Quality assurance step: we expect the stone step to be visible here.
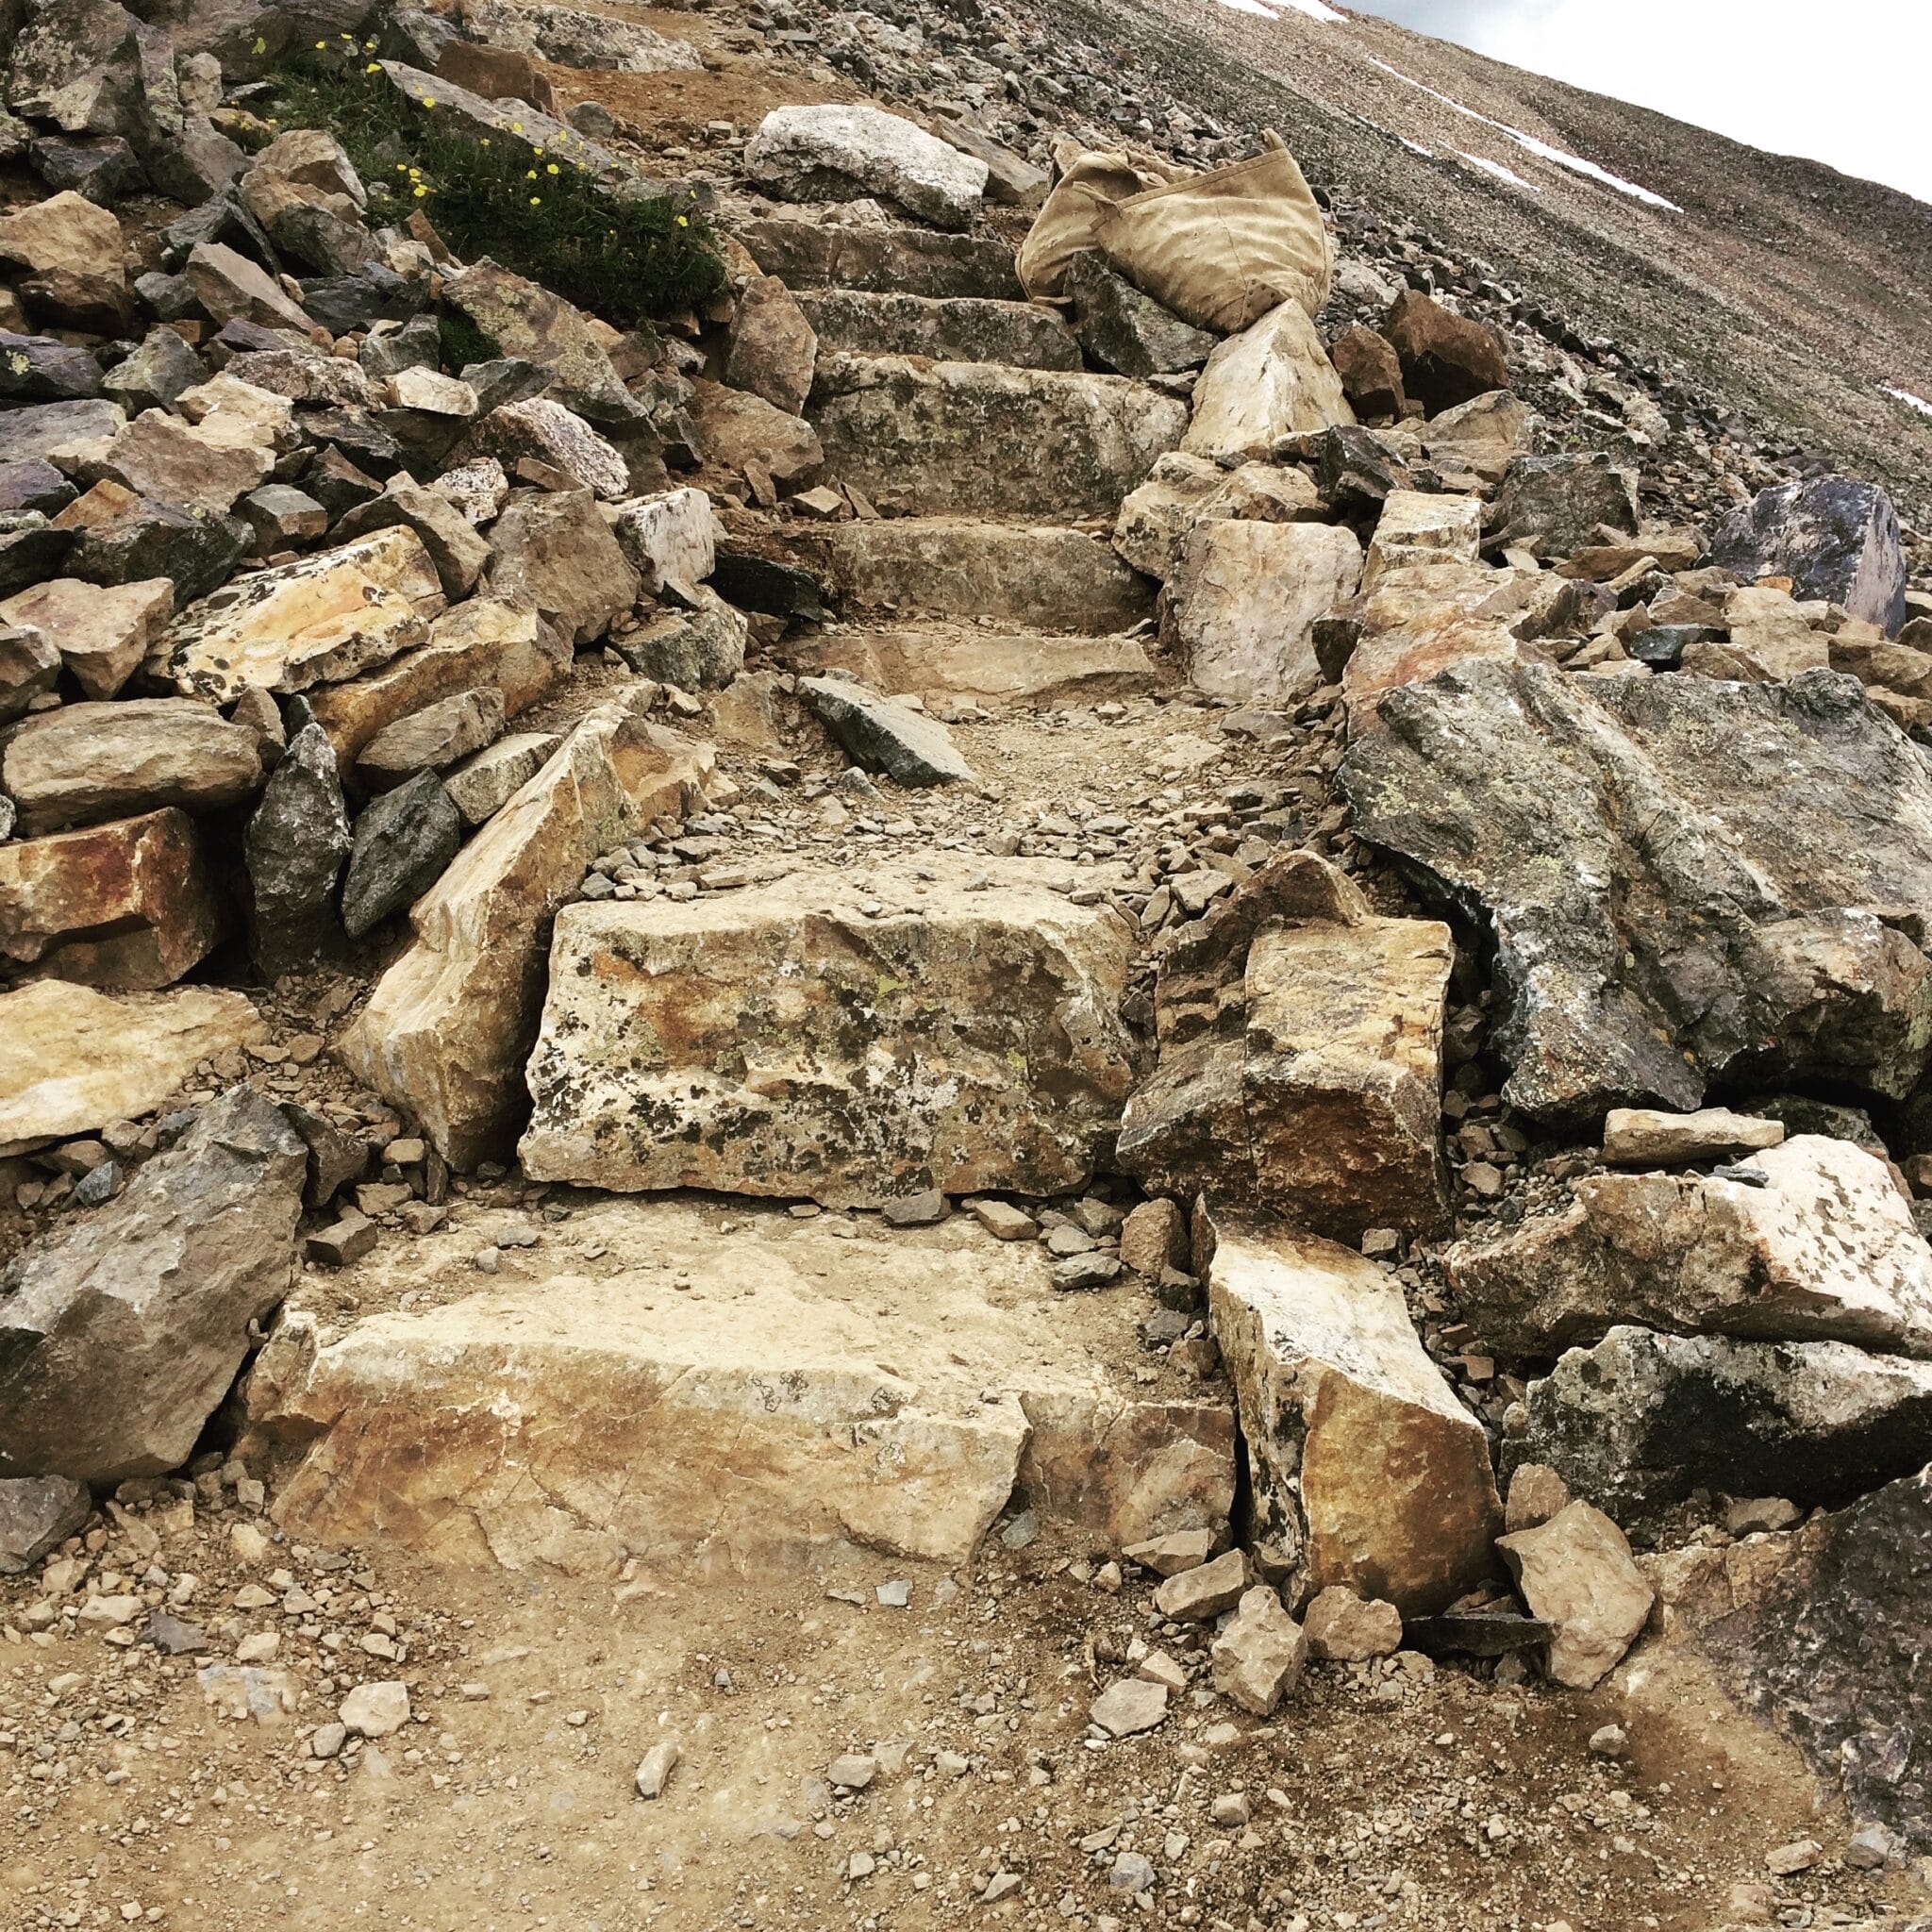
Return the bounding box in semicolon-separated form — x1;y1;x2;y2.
797;289;1081;370
245;1195;1236;1574
735;218;1024;300
808;356;1188;520
801;517;1154;634
791;622;1160;704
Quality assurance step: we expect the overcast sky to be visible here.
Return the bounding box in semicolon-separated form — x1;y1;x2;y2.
1341;0;1932;207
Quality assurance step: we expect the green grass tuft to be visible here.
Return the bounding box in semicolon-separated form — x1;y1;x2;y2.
267;51;725;333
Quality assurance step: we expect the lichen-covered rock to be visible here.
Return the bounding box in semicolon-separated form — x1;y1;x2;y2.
441;258;641;425
147;527;445;702
1508;1324;1932;1520
1450;1134;1932;1359
0;808;222;991
798;289;1081;371
243;723;352;978
1485;453;1639;557
1340;663;1932;1123
520;858;1136;1208
0;1086;307;1485
809;356;1187;520
746;105;988;230
1711;475;1907;636
340;771;462;939
1207;1221;1502;1614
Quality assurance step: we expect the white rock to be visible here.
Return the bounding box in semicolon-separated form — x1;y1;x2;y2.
1182;300;1353;463
612;486;717;592
746;105;988;230
339;1680;410;1738
1363;491;1482;586
634;1739;680;1798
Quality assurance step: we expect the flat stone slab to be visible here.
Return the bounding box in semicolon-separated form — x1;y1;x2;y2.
804;518;1153;634
0;980;265;1156
519;858;1136;1208
793;625;1157;703
735;221;1024;300
246;1196;1235;1574
796;291;1081;370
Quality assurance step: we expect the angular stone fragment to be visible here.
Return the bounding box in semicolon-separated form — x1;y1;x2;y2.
1090;1677;1167;1737
1497;1500;1653;1690
4;698;262;834
0;1087;307;1484
243;724;352;977
1113;453;1326;583
615;590;746;691
0;331;101;403
1509;1325;1932;1520
1363;491;1481;586
442;258;639;425
738;220;1022;300
1208;1223;1502;1613
0;808;221;991
1328;325;1405;419
340;772;461;939
250;1194;1231;1567
1209;1586;1307;1715
810;356;1186;520
340;1680;409;1738
50;478;249;604
305;595;572;768
1152;1547;1249;1621
520;858;1135;1207
746;105;987;230
808;518;1151;633
343;706;713;1168
0;192;128;333
1303;1585;1403;1660
185;241;312;335
1339;662;1932;1122
1063;252;1216;377
0;620;60;723
797;289;1078;370
1183;300;1353;463
1601;1107;1787;1167
1382;291;1507;413
0;575;171;699
1711;475;1907;636
610;487;715;594
1453;1134;1932;1358
1486;453;1639;556
1167;519;1361;704
724;275;817;418
241;483;328;552
798;676;976;787
72;408;272;515
331;478;491;599
0;1474;92;1574
442;732;563;825
0;982;265;1157
356;689;506;790
149;527;444;703
484;488;641;644
464;395;630;502
462;0;702;72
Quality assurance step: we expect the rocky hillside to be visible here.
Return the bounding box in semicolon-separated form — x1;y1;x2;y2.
3;0;1932;1926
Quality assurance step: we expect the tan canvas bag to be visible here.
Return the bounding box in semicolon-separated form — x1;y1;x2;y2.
1016;149;1191;302
1092;131;1333;333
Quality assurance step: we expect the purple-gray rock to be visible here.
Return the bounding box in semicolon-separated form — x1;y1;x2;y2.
340;769;461;938
0;1086;308;1485
103;325;206;415
1710;475;1908;636
63;494;249;603
243;722;352;975
0;516;75;597
1484;453;1639;557
0;1473;91;1573
1340;662;1932;1124
0;331;103;402
0;458;76;516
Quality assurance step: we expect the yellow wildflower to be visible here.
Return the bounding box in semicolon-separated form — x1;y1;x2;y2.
414;185;427;197
545;163;558;175
529;195;541;207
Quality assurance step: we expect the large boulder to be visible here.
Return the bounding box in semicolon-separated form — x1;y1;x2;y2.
441;258;640;425
519;858;1136;1208
1182;301;1353;464
808;357;1188;520
1711;475;1908;636
1507;1324;1932;1521
2;697;262;834
147;527;445;703
341;704;714;1169
246;1196;1234;1572
745;105;988;230
1382;291;1507;414
738;220;1023;300
0;808;222;991
0;982;264;1158
0;191;128;333
1339;663;1932;1123
1450;1134;1932;1359
1207;1222;1502;1614
483;488;641;645
0;1087;307;1485
1166;518;1361;704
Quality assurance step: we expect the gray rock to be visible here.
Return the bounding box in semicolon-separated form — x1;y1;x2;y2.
0;1086;307;1485
1339;663;1932;1124
612;591;746;691
799;677;976;787
1063;252;1217;378
0;516;75;597
1710;475;1908;636
738;221;1024;301
0;399;123;467
243;723;352;977
144;1610;208;1655
796;289;1081;372
241;483;329;552
442;731;561;826
1485;454;1639;557
356;688;507;789
340;770;462;938
1508;1325;1932;1522
1090;1677;1167;1739
745;105;988;231
0;458;75;516
442;258;641;427
58;492;249;604
0;1474;91;1573
0;332;103;402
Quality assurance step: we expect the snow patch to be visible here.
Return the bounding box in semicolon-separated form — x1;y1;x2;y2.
1457;151;1535;191
1365;55;1680;211
1887;387;1932;417
1217;0;1345;19
1216;0;1275;15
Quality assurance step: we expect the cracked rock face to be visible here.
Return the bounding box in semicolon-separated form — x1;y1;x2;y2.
1710;475;1908;636
519;859;1137;1208
1449;1133;1932;1359
1340;661;1932;1124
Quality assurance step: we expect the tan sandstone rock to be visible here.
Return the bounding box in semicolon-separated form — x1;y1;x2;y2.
1208;1222;1503;1614
1302;1584;1403;1660
0;576;173;700
1498;1499;1654;1690
1601;1107;1786;1167
518;858;1136;1208
147;527;445;703
1182;300;1353;464
342;702;714;1170
0;981;264;1156
1210;1585;1308;1714
1362;491;1482;586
